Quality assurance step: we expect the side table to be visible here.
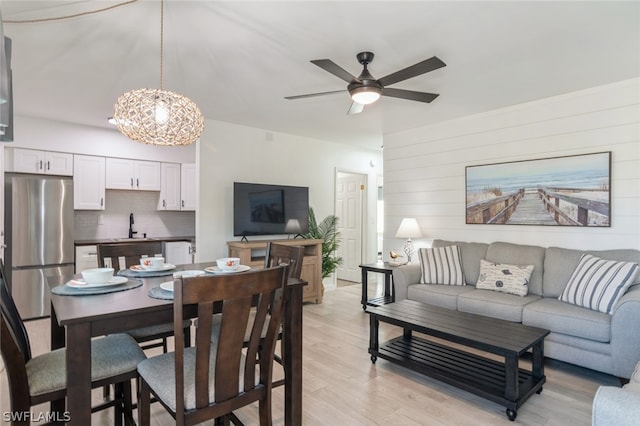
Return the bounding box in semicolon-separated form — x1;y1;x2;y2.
359;262;397;310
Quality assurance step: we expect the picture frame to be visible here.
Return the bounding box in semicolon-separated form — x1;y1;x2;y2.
465;152;611;227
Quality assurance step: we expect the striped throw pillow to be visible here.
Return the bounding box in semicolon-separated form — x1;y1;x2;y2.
418;245;465;286
559;254;639;314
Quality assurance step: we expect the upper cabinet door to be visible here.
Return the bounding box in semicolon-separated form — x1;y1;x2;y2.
135;160;161;191
45;151;74;176
180;163;197;211
158;162;181;210
10;148;73;176
105;158;135;189
73;155;105;210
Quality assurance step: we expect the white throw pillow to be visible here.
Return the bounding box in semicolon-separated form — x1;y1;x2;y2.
418;245;465;286
559;254;639;314
476;259;534;297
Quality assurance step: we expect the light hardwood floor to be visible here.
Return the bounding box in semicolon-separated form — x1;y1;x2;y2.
1;281;619;425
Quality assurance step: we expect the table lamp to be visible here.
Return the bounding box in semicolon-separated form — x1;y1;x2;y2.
395;218;422;263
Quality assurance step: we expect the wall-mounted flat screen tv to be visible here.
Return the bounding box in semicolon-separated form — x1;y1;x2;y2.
233;182;309;238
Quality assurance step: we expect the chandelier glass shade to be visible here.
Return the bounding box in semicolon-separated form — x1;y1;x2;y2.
113;88;204;146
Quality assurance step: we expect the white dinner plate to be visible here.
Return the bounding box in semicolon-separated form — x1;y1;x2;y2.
204;265;251;274
130;263;176;272
67;276;128;288
159;281;174;292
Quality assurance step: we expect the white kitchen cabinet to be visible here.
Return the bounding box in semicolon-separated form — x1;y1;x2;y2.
105;158;160;191
75;245;98;273
164;241;194;265
8;148;73;176
158;163;181;210
180;163;197;211
157;162;196;211
73;155;106;210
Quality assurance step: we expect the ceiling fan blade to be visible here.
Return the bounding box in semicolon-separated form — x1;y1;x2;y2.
284;90;346;100
311;59;359;83
378;56;446;87
382;88;439;103
347;102;364;115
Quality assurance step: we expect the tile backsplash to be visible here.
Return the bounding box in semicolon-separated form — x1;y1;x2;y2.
74;190;195;240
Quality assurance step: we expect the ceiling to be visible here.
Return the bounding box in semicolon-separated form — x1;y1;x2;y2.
2;1;639;151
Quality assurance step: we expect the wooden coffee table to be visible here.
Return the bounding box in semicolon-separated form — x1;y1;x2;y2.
367;300;549;421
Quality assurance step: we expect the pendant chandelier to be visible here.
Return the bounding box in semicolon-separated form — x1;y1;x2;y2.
113;0;204;146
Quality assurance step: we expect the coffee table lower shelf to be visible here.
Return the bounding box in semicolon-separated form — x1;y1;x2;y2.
370;336;545;420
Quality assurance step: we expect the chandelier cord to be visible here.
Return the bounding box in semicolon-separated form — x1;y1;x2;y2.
160;0;164;91
2;0;139;24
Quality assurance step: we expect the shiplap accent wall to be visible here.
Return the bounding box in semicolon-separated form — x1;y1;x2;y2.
383;78;639;257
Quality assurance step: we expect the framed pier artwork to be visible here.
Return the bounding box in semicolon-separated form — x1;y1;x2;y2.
465;152;611;227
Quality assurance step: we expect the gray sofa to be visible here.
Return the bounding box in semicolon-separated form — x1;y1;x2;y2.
392;240;640;379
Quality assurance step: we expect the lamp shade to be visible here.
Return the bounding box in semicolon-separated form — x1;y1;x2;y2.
395;218;422;239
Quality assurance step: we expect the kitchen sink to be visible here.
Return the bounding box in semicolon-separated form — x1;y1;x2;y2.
110;238;157;242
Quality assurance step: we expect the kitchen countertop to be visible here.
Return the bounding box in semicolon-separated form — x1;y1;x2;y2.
75;236;195;246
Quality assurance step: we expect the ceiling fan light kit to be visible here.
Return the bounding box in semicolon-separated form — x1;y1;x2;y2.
286;51;446;114
112;0;204;146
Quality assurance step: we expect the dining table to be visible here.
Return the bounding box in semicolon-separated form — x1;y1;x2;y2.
47;261;305;425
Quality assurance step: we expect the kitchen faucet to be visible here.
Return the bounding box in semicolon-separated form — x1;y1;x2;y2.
128;213;137;238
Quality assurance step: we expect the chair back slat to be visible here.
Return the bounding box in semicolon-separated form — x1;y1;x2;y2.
96;241;164;270
172;266;287;418
264;242;304;279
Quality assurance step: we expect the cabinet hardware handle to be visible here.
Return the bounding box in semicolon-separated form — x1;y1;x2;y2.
47;161;50;170
100;197;104;207
39;160;43;170
181;200;185;208
130;178;134;188
163;199;166;208
136;178;139;188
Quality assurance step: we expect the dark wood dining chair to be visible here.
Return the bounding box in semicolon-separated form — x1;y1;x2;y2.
96;241;191;352
0;260;144;426
207;242;304;388
137;266;288;426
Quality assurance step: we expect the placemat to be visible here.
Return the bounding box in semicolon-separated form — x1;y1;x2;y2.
52;279;142;296
148;285;173;300
117;269;175;278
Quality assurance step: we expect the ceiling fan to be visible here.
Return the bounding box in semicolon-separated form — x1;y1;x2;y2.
285;51;446;114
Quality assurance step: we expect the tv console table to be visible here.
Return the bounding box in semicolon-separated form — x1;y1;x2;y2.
367;300;549;421
227;238;324;303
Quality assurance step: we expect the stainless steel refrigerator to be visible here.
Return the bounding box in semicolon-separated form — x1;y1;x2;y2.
4;173;74;319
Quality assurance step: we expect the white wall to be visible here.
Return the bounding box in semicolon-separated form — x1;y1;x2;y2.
7;115;195;163
196;120;383;263
383;78;640;256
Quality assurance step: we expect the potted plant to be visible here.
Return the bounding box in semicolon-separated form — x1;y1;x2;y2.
303;207;343;278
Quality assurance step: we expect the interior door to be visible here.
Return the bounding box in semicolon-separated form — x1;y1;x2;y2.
335;172;365;282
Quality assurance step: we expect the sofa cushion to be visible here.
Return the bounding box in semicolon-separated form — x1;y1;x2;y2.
433;239;488;284
418;245;465;285
406;284;473;310
523;298;611;343
485;242;545;296
544;247;640;297
457;290;540;322
476;259;534;297
559;254;638;314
